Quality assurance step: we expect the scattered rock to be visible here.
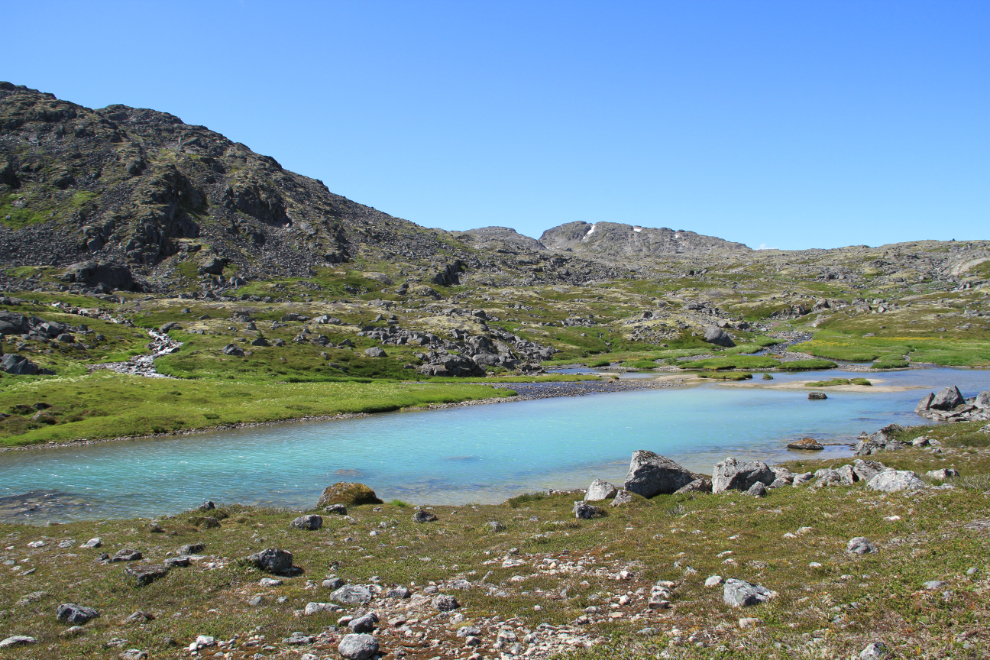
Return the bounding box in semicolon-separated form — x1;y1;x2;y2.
119;649;148;660
623;450;696;497
926;468;960;480
290;515;323;531
673;478;713;494
746;482;767;497
325;503;348;515
847;537;877;555
348;612;378;633
413;510;438;523
573;502;606;519
705;575;724;587
723;579;774;608
859;641;889;659
247;548;297;575
584;479;618;501
179;543;205;554
0;636;37;649
385;586;411;599
123;611;155;624
108;548;142;563
364;347;387;358
124;564;170;586
80;537;102;549
338;633;380;660
221;343;245;357
433;594;460;611
330;585;373;606
56;603;100;625
610;490;634;506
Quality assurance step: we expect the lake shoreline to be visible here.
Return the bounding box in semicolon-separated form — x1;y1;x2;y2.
0;376;694;454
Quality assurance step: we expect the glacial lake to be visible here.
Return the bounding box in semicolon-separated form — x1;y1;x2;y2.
1;368;987;522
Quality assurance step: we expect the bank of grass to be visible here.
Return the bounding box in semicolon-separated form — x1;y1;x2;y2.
806;332;990;368
696;371;753;381
0;371;512;447
805;377;873;387
680;355;781;370
2;426;989;659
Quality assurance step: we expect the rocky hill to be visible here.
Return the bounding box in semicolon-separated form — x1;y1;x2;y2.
540;221;752;259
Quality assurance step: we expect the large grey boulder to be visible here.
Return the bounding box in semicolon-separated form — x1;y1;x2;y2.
2;354;43;375
703;326;735;348
915;392;934;414
62;261;137;291
866;470;927;492
975;391;990;409
931;386;964;410
854;424;905;455
364;347;387;358
56;603;100;625
623;451;696;498
723;579;774;607
338;633;380;660
0;312;27;335
584;479;618;501
712;457;775;494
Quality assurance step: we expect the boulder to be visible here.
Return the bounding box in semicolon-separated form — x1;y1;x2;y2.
2;354;44;375
348;613;378;633
859;642;890;659
250;337;270;347
62;261;137;291
915;392;935;414
330;585;373;606
325;503;347;515
433;594;460;611
317;482;383;507
786;438;823;451
198;256;228;276
338;634;379;660
746;482;767;497
222;344;245;356
623;451;696;498
0;312;27;335
247;548;296;575
866;470;927;492
836;464;857;485
847;537;877;555
704;326;735;348
723;579;774;608
56;603;100;625
813;468;843;488
364;347;387;358
290;515;323;531
975;391;990;409
808;391;827;400
931;386;965;410
584;479;618;501
712;457;775;494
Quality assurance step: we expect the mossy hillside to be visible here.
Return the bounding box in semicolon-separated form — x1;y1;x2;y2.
1;434;989;658
0;371;510;447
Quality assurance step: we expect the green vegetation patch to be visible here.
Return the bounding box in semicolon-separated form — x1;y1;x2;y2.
804;377;872;387
680;355;781;371
696;372;753;381
777;358;838;371
0;372;509;447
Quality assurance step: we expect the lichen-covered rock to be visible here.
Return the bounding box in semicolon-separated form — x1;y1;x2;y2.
847;537;877;555
573;502;606;519
704;326;735;347
931;386;965;410
290;515;323;531
56;603;100;625
723;579;774;607
316;482;383;508
247;548;295;575
338;634;379;660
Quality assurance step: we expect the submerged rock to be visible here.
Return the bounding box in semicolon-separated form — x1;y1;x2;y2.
787;437;823;451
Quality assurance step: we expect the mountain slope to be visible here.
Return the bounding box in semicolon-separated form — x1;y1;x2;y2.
539;221;751;258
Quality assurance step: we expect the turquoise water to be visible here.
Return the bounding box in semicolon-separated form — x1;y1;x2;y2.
0;368;987;521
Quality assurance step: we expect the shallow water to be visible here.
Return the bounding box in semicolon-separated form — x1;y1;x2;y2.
0;368;987;522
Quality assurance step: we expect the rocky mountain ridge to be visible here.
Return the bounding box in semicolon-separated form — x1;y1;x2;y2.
2;82;989;297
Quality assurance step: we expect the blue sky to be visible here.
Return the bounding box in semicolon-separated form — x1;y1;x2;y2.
3;1;987;250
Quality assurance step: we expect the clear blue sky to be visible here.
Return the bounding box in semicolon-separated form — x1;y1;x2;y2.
3;1;987;250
